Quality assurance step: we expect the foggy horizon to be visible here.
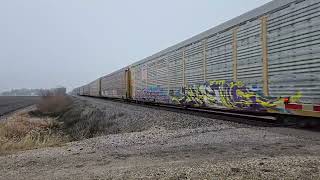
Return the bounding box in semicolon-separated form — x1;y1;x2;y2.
0;0;272;93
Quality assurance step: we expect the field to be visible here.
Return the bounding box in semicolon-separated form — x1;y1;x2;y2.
0;96;319;179
0;96;40;117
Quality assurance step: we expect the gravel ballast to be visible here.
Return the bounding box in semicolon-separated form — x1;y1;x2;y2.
0;96;319;180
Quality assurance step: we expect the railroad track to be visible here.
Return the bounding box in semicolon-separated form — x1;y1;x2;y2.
78;96;291;128
73;0;320;131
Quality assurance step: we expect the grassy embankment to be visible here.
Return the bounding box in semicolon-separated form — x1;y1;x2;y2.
0;95;122;155
0;96;71;155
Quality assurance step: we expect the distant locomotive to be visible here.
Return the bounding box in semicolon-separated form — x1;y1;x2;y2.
73;0;320;119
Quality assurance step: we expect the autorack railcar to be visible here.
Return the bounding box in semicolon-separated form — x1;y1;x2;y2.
75;0;320;119
89;79;101;97
82;85;90;96
100;67;130;99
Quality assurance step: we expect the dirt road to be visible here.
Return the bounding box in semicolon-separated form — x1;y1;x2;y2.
0;97;319;179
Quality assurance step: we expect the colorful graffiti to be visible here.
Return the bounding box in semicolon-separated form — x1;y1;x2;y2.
136;85;170;103
134;80;303;113
171;80;302;113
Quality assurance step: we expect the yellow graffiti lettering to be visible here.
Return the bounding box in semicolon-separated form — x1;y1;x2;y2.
290;91;302;103
256;99;274;108
230;81;244;88
236;90;255;99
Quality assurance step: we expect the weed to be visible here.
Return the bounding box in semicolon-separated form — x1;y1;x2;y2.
58;104;122;141
0;114;68;155
36;95;72;117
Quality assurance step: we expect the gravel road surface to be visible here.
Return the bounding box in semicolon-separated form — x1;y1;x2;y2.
0;96;319;179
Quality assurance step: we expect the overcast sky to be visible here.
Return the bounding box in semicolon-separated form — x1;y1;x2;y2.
0;0;272;92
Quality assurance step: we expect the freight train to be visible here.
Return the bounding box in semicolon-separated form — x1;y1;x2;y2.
73;0;320;121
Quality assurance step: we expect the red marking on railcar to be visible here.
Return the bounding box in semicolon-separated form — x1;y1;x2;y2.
283;97;290;104
285;104;303;110
314;105;320;112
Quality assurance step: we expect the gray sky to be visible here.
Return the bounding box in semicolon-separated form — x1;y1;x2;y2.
0;0;272;92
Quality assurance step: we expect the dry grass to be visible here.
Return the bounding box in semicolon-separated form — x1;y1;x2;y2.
58;104;122;140
0;95;74;155
0;95;122;155
0;103;70;155
36;95;72;116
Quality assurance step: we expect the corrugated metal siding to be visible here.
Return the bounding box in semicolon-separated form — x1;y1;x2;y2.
131;0;300;68
101;70;126;98
155;57;169;102
132;64;147;99
130;0;320;105
267;0;320;104
185;41;205;85
83;85;90;96
205;30;233;81
79;87;84;96
237;19;263;88
147;60;157;88
130;68;136;99
131;56;170;102
89;79;100;97
168;50;184;95
131;66;139;99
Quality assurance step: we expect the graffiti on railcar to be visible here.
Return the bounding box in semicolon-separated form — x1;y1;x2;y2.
171;80;302;113
135;85;170;103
